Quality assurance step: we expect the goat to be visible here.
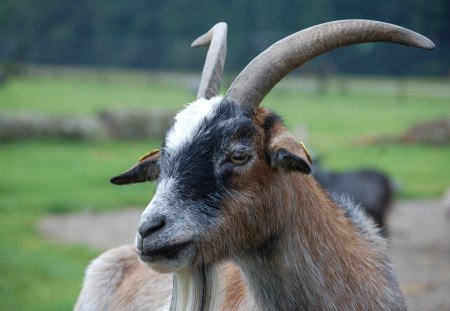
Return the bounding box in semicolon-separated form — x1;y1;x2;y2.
77;20;434;310
312;158;395;236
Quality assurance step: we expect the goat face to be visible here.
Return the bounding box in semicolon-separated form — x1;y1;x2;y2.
130;97;311;272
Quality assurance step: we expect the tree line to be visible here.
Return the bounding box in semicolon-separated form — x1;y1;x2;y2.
0;0;448;75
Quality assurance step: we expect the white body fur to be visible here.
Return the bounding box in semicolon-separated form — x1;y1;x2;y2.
74;245;172;311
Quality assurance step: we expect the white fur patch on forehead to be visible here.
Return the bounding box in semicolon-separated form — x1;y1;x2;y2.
165;96;223;152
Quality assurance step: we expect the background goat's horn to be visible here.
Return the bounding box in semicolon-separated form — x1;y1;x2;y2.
192;22;228;99
225;19;434;109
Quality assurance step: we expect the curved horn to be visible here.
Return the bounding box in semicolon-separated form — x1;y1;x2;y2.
192;22;228;99
225;19;434;108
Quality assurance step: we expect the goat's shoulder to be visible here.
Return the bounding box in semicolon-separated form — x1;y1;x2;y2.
332;195;407;309
332;194;385;246
75;244;172;311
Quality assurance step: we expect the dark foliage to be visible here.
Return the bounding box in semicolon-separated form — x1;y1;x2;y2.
0;0;447;75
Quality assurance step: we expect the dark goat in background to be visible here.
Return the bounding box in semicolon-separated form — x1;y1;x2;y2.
312;158;395;236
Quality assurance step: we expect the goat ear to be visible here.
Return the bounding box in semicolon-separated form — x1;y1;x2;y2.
110;149;161;185
267;130;312;174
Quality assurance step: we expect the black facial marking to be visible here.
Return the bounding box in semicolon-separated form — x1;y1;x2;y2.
159;100;257;215
263;113;283;132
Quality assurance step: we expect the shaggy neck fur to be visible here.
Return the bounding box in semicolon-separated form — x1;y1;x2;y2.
235;174;406;311
170;265;222;311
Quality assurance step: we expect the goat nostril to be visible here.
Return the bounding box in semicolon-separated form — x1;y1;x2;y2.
138;216;166;239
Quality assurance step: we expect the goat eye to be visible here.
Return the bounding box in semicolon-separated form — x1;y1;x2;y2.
229;152;250;165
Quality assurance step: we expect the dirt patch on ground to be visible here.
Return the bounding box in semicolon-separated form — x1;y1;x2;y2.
39;197;450;311
387;197;450;311
39;208;141;251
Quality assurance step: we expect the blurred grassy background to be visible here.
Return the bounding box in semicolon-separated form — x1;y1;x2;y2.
0;71;449;309
1;0;449;309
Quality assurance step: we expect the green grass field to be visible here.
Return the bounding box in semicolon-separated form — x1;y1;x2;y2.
0;72;449;309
